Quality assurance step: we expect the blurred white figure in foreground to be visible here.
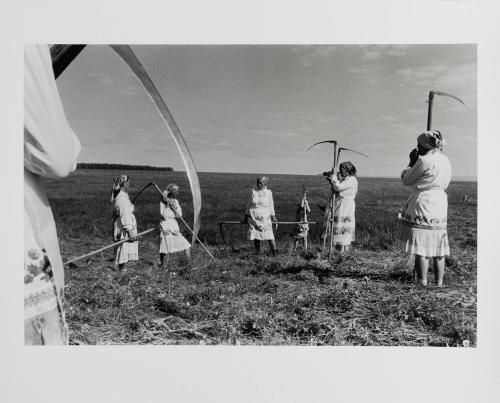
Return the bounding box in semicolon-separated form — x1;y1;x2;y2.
24;45;81;344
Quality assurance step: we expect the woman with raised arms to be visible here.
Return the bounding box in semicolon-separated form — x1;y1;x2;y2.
110;174;139;271
398;130;452;287
327;161;358;254
159;183;192;269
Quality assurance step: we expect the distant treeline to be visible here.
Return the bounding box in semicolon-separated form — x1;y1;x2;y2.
77;163;173;171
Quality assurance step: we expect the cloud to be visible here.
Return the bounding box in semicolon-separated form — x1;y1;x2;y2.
347;63;381;85
395;60;477;107
360;47;383;61
385;45;411;57
434;61;477;99
359;45;411;61
396;63;449;81
292;45;338;67
348;64;380;75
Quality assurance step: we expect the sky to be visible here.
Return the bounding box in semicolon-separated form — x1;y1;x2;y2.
56;44;477;178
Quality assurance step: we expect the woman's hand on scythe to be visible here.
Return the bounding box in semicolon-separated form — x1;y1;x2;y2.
409;148;419;167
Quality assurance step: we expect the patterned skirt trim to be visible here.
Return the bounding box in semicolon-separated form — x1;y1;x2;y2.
25;247;68;345
397;222;450;257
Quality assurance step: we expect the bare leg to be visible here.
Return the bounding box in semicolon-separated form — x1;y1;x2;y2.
160;253;166;267
254;239;260;254
292;239;299;253
414;254;429;286
433;256;445;287
269;240;277;255
184;248;192;268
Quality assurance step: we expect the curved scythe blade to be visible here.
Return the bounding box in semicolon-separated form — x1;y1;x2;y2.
338;147;369;159
432;90;468;109
132;182;154;204
110;45;201;246
306;140;337;151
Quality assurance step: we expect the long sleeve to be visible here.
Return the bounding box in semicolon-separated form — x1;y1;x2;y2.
116;194;135;230
332;178;351;192
161;200;182;219
24;45;81;178
268;190;275;216
245;190;253;216
401;158;426;187
171;200;183;217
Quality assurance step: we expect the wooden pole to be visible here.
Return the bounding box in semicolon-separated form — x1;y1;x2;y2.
427;91;434;130
63;227;158;266
328;143;338;259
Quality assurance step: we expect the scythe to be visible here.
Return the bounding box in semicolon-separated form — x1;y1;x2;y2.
307;140;368;258
426;90;467;130
51;44;203;249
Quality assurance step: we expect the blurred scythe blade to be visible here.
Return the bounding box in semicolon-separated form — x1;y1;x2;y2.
110;45;201;246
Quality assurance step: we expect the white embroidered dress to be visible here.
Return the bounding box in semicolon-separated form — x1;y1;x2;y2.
247;188;275;241
398;151;452;257
331;176;358;246
24;45;81;344
112;191;139;265
159;200;191;253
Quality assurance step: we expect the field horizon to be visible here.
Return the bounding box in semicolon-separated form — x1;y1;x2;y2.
75;163;478;182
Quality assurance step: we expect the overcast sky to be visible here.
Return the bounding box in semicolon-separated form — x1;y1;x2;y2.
56;44;476;178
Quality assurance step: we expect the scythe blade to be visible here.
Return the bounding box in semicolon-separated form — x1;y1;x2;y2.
432;90;468;109
306;139;337;151
132;181;154;204
110;45;202;247
338;147;369;159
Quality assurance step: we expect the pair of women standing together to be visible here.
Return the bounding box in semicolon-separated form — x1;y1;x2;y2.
244;167;359;255
327;131;452;287
110;177;191;270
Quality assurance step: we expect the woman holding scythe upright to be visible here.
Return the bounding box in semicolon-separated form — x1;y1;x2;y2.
398;130;451;287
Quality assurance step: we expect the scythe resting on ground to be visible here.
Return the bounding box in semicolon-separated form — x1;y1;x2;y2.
51;44;205;262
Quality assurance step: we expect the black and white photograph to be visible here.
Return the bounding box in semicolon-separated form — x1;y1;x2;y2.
4;1;500;402
25;43;477;346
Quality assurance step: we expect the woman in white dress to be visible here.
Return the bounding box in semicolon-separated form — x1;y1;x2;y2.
24;44;81;344
159;184;191;268
327;162;358;253
243;176;278;255
398;130;452;287
110;175;139;270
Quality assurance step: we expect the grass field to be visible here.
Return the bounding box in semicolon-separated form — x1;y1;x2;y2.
44;169;477;346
